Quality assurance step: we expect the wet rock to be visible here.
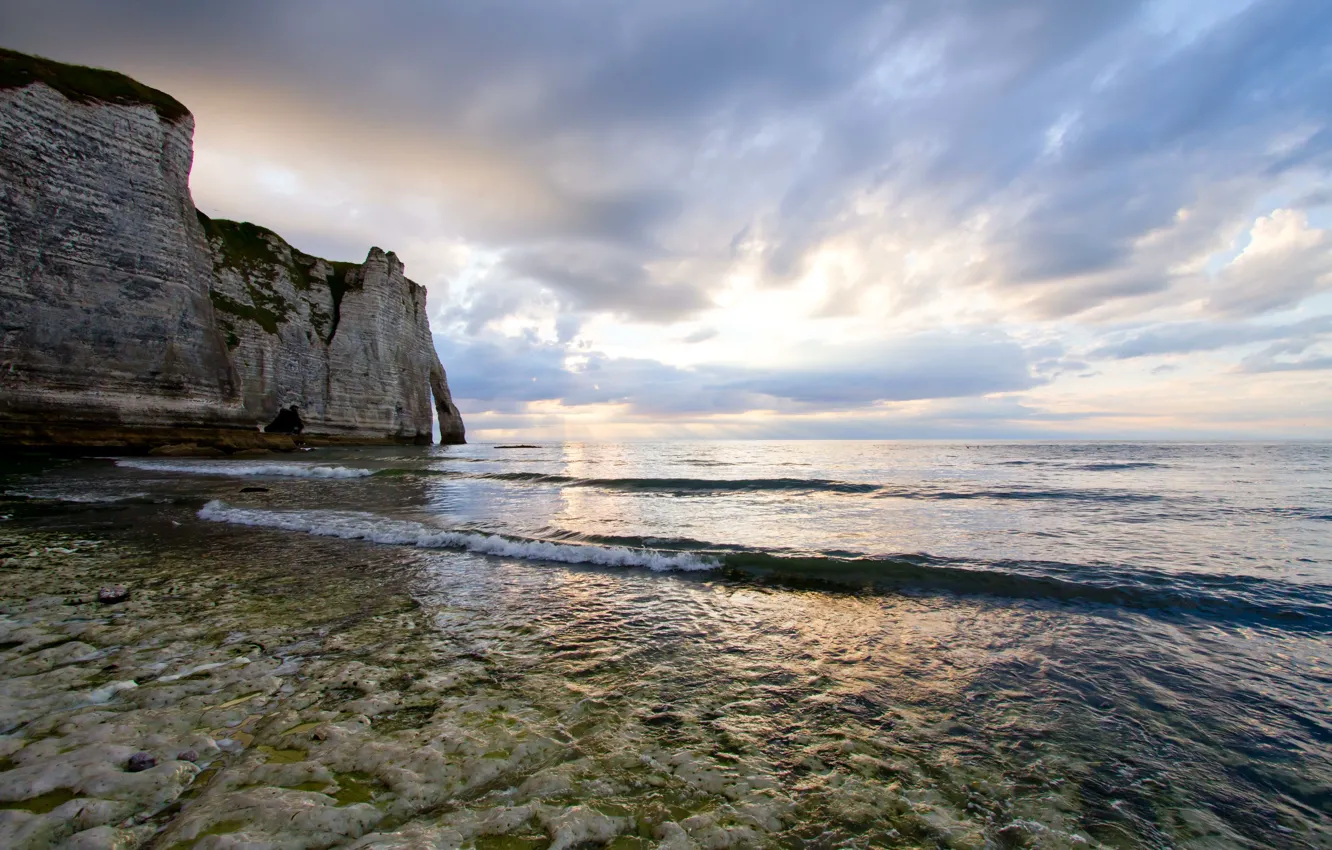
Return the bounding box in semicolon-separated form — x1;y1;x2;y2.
644;712;683;727
655;821;698;850
540;805;628;850
97;587;129;605
125;752;156;773
176;750;198;764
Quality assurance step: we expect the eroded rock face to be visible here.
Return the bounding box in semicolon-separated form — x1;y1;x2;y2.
200;219;466;445
0;81;242;438
0;49;465;448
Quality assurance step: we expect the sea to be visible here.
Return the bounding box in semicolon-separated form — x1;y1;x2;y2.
2;440;1330;848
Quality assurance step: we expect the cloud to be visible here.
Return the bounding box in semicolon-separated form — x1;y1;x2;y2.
1089;315;1332;359
718;334;1038;405
1240;354;1332;373
7;0;1331;328
1207;209;1332;315
439;330;1038;416
1238;338;1332;373
499;243;711;322
4;1;1332;435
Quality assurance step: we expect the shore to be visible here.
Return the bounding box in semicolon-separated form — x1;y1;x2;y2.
1;466;1326;849
0;511;811;850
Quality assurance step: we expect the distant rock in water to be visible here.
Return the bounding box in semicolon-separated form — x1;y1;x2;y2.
0;47;465;450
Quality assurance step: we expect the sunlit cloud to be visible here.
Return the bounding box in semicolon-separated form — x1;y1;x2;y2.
5;0;1329;438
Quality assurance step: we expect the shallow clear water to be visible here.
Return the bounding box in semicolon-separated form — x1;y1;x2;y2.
2;441;1331;848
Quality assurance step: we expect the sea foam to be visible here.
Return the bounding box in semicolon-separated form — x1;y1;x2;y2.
197;501;718;572
3;490;151;503
117;459;373;479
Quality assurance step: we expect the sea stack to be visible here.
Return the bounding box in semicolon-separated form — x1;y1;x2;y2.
0;47;466;450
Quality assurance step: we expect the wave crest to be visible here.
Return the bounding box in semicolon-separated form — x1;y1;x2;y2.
197;501;717;571
195;503;1332;628
117;460;373;479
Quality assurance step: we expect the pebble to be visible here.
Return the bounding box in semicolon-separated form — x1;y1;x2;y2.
127;752;156;772
177;749;199;763
98;585;130;604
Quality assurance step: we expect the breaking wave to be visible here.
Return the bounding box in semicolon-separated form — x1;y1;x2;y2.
197;501;716;571
117;460;374;479
2;490;151;504
196;502;1332;628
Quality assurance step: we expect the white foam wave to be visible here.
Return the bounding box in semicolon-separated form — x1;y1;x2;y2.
198;500;717;572
117;459;373;479
4;490;150;503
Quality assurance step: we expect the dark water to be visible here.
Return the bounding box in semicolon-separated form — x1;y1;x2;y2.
3;441;1331;847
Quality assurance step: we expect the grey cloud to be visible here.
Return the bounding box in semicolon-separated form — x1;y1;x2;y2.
719;334;1038;405
1239;355;1332;373
1090;316;1332;359
501;243;711;322
1237;337;1332;373
438;331;1039;416
4;0;1331;350
1292;189;1332;209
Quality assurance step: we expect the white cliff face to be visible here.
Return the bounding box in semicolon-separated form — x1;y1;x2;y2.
0;82;240;435
0;56;465;448
203;224;466;444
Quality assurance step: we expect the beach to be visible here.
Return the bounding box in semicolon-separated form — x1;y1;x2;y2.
0;442;1328;848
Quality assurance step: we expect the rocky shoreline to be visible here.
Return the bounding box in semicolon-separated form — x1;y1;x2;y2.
0;515;802;850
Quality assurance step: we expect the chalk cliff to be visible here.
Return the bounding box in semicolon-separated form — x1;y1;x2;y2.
0;47;465;450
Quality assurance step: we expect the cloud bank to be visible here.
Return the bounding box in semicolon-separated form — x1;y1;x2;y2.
3;0;1330;437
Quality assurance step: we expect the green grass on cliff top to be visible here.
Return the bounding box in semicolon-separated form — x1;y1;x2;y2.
197;211;364;343
0;46;189;122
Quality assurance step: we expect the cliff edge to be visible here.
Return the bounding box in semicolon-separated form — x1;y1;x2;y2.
0;47;465;450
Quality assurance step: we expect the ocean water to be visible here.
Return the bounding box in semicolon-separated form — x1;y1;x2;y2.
2;441;1331;847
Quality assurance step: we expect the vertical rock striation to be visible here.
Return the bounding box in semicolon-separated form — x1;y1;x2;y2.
0;48;464;449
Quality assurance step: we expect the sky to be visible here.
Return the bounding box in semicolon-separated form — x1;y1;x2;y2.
4;0;1332;440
